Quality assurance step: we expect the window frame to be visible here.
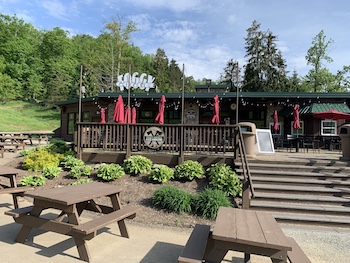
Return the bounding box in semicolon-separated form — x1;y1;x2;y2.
291;120;304;135
321;119;337;136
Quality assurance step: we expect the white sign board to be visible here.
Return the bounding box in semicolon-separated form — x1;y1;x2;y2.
256;129;275;153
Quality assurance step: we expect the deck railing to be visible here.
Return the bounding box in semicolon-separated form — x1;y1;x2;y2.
76;123;237;155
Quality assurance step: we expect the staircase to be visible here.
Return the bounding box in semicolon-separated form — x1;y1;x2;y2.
234;157;350;228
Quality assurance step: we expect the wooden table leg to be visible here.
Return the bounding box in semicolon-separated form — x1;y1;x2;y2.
15;205;43;243
66;204;92;262
9;174;19;208
74;237;91;262
244;253;251;263
203;236;228;263
109;194;129;238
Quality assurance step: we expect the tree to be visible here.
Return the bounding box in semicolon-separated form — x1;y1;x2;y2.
305;30;334;92
153;48;169;92
40;27;78;104
168;59;183;92
220;59;241;92
98;17;139;92
286;69;304;92
242;20;288;92
0;14;43;101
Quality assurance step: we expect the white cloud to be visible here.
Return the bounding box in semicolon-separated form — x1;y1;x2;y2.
124;0;204;12
41;0;79;21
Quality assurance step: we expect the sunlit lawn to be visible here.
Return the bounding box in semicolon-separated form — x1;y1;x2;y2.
0;101;60;132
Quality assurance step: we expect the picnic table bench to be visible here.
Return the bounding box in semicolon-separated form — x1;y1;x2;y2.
179;207;311;263
0;167;33;208
0;135;27;153
5;182;140;262
178;224;211;263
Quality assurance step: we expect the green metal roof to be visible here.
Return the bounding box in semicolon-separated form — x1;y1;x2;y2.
310;103;350;113
279;103;350;116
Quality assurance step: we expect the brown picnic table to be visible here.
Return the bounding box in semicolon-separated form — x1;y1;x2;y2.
5;182;140;262
204;207;292;263
0;167;33;208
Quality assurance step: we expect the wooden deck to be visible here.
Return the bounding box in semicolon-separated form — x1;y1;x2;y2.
76;123;238;166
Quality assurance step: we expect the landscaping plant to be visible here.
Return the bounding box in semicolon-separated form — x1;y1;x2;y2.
23;147;63;172
41;166;62;179
61;155;84;170
152;185;192;214
21;175;47;186
70;165;92;179
148;165;174;183
47;139;73;154
123;155;153;175
96;163;125;181
192;188;232;220
206;163;242;197
174;160;204;181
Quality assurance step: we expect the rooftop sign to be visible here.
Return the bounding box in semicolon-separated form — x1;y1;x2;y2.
116;72;155;91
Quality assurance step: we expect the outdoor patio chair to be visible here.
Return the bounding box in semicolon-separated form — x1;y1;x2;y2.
302;137;317;153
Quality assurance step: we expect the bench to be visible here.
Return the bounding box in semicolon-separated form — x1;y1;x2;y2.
178;224;211;263
0;142;26;152
287;237;312;263
4;205;34;218
0;187;34;208
72;205;140;238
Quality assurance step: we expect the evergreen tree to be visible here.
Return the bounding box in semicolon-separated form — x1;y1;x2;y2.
153;48;169;92
242;20;288;92
220;59;241;92
168;59;183;92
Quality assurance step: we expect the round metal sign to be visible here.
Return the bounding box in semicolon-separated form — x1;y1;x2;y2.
143;127;165;149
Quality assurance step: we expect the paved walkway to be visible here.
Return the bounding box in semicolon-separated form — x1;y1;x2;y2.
0;194;349;262
1;148;350;262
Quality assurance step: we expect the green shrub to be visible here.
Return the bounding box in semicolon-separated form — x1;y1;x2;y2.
152;185;192;214
148;165;174;183
96;163;125;181
192;188;232;220
21;175;47;186
206;163;242;197
70;165;92;179
71;178;92;185
19;147;38;156
174;160;204;181
61;155;84;169
47;139;72;154
23;147;63;172
123;155;153;175
41;166;62;179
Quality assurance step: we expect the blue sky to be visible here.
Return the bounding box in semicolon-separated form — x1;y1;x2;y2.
1;0;349;81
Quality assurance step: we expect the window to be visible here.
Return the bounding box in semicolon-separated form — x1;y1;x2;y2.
269;122;282;135
291;121;304;135
82;111;90;122
321;120;337;135
68;113;76;135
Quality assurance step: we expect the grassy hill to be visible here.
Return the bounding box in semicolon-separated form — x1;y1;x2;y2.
0;101;60;132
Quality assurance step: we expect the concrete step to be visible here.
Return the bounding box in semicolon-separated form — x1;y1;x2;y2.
272;212;350;228
253;192;350;205
236;169;350;179
236;161;350;172
250;201;350;216
253;183;350;196
242;176;350;187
